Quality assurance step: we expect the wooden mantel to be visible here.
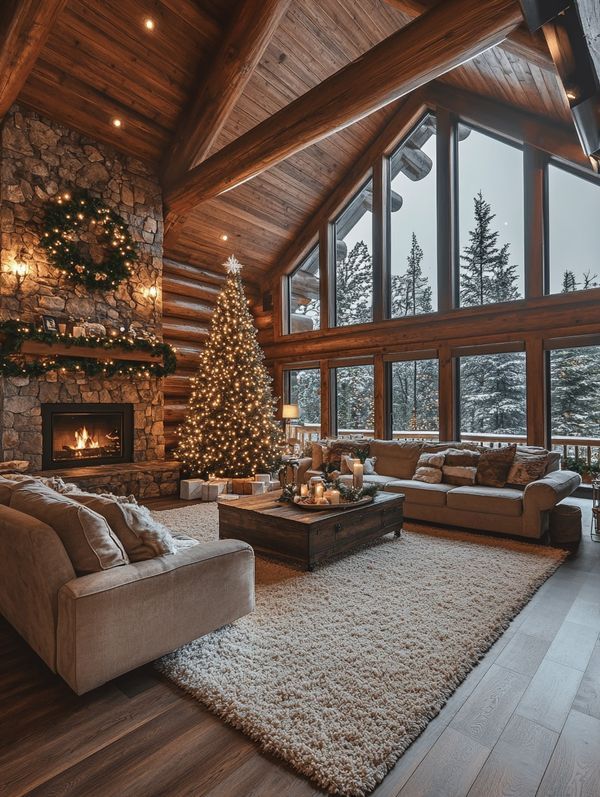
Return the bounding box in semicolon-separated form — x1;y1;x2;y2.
14;340;162;364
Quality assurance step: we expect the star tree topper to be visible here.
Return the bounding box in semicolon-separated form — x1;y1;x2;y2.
223;254;243;274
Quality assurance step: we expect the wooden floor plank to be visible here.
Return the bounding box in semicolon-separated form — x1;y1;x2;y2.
515;658;583;733
537;710;600;797
544;620;599;672
572;641;600;721
466;714;558;797
494;630;551;676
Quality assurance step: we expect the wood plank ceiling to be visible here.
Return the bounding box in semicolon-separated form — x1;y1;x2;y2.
16;0;571;282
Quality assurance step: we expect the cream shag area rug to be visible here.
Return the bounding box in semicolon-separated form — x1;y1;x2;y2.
155;504;565;797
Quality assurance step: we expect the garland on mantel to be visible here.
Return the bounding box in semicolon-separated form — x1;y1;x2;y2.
40;189;138;290
0;320;177;378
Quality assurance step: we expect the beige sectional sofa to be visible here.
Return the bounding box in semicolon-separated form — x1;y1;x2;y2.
298;440;581;540
0;500;254;694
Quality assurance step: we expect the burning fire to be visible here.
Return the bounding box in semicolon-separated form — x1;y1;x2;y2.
73;426;100;451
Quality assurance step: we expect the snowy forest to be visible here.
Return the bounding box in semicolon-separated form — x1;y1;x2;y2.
290;192;600;440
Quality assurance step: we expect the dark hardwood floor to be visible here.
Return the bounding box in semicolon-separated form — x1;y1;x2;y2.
1;498;598;797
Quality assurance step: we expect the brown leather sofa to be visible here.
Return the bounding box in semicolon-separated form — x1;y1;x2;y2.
298;440;581;540
0;503;254;694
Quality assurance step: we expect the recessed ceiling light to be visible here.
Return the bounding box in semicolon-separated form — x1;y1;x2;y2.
112;117;122;128
566;89;576;101
144;17;155;31
220;234;228;241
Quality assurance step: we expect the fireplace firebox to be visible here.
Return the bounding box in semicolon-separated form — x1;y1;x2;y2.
41;403;134;470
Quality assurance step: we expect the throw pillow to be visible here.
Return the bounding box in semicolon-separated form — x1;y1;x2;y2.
442;465;477;486
327;440;371;471
68;493;181;561
413;466;443;484
417;452;445;469
507;451;548;486
0;474;35;505
10;481;128;574
476;444;517;488
311;443;327;470
443;448;481;467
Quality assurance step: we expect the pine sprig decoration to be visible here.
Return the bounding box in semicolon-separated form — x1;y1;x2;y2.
0;320;176;378
176;259;283;478
40;189;138;290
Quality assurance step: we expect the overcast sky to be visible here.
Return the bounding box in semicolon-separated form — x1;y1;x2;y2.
342;125;600;300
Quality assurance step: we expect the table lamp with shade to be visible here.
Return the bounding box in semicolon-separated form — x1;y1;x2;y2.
282;403;300;452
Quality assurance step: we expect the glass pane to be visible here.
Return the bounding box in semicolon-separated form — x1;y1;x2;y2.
390;114;437;317
287;368;321;439
334;179;373;326
288;246;320;333
335;365;374;435
550;347;600;472
458;128;524;306
547;165;600;294
391;359;439;439
459;352;526;440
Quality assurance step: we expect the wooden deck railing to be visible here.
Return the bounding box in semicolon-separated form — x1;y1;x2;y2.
289;423;600;466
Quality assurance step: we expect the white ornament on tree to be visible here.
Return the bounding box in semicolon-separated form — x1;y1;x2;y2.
223;254;243;274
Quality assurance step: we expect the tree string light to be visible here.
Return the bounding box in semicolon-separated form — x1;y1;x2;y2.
175;256;282;478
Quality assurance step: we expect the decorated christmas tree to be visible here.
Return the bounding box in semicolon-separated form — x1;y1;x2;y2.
176;256;282;478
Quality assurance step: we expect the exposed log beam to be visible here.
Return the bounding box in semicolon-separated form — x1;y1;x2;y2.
384;0;554;70
162;0;291;242
0;0;67;119
165;0;523;216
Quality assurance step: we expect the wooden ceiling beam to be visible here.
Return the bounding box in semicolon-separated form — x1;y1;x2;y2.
164;0;523;217
162;0;290;243
0;0;67;119
384;0;554;71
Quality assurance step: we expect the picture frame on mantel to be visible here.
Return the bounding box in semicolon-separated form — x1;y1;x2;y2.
41;315;58;334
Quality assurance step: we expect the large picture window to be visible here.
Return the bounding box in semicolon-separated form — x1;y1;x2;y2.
458;127;524;307
334;179;373;327
286;367;321;440
389;115;437;317
549;345;600;470
334;364;374;435
546;164;600;295
459;351;526;441
390;358;439;439
287;246;320;334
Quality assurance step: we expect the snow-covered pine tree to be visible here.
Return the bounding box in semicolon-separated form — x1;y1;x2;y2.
335;240;372;326
391;233;432;317
175;256;282;478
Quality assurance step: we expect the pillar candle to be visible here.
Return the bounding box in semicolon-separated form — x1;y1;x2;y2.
353;461;364;490
314;482;324;501
300;483;309;498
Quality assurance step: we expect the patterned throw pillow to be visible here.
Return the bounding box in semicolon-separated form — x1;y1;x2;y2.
443;448;481;467
311;443;328;470
417;452;445;469
476;445;517;488
327;440;370;470
507;452;548;486
413;466;443;484
442;465;477;486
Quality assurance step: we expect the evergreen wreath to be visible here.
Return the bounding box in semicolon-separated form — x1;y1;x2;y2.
40;189;138;290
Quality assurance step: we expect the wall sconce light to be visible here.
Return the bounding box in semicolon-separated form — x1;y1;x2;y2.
147;285;158;300
10;259;29;292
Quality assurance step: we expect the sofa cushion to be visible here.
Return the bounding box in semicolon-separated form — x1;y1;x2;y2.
442;465;477;486
446;485;523;517
368;441;422;479
339;474;395;488
68;493;179;561
476;445;517;488
443;448;481;467
413;466;442;484
385;479;453;507
10;481;129;574
507;451;549;486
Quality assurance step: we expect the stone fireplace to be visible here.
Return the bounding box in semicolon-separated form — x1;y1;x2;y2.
0;104;178;496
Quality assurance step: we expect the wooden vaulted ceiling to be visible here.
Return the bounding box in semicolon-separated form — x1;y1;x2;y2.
10;0;574;285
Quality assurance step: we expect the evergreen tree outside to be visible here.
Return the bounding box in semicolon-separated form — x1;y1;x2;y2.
335;241;373;326
176;256;282;478
335;365;374;432
391;233;433;317
289;368;321;430
460;191;521;307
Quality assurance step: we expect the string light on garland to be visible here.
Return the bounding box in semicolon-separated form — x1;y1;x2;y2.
40;189;138;290
0;320;176;379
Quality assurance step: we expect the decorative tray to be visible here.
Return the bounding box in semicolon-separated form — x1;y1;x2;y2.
292;496;373;511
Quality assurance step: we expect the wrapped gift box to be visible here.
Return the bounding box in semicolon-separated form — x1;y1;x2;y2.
250;481;267;495
231;477;254;495
201;483;220;501
180;479;206;500
266;480;280;492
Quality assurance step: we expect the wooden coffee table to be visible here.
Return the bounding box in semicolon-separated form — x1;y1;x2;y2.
218;491;404;570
